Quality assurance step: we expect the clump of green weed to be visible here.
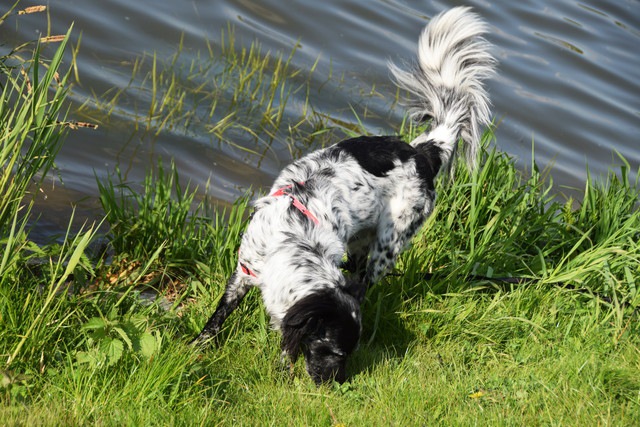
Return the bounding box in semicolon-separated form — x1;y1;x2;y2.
97;159;251;290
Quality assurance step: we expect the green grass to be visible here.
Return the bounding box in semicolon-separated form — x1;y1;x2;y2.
1;9;639;426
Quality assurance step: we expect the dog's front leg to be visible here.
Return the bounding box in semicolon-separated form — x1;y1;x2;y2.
344;247;369;277
341;242;369;305
344;229;376;275
191;270;252;345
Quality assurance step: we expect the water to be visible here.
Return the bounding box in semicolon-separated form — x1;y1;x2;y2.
2;0;639;240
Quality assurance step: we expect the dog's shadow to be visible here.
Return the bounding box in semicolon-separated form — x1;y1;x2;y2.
347;279;418;379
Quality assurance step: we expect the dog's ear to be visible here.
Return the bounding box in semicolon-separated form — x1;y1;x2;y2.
281;290;338;360
281;289;361;361
281;307;317;361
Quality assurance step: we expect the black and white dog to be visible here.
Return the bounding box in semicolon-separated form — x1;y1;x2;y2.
193;7;495;384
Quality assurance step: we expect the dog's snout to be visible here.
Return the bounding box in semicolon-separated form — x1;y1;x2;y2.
307;360;347;385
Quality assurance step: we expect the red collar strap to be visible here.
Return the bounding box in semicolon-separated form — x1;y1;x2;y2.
240;261;257;278
270;183;320;225
238;182;320;278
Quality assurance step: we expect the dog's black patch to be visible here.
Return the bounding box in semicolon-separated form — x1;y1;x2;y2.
333;136;441;192
332;136;414;177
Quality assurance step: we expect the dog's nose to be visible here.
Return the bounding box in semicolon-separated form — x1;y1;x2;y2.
312;367;346;385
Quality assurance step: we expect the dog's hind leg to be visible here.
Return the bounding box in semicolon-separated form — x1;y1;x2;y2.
364;208;427;286
191;270;253;344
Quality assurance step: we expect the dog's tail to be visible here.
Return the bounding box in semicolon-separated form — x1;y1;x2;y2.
389;7;495;171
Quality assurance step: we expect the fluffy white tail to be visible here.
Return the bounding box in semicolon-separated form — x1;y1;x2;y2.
389;7;495;170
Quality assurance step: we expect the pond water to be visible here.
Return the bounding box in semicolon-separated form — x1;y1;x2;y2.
2;0;639;241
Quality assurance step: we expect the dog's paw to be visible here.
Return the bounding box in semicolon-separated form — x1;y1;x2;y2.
188;332;216;348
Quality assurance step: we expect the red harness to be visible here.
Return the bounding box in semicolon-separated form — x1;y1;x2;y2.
239;183;319;278
270;184;320;225
240;261;257;278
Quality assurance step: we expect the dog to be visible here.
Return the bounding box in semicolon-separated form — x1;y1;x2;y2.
193;7;495;384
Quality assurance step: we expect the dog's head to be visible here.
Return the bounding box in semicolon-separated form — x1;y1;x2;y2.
281;287;362;384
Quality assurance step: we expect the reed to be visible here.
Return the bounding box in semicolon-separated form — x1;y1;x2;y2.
0;27;72;237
